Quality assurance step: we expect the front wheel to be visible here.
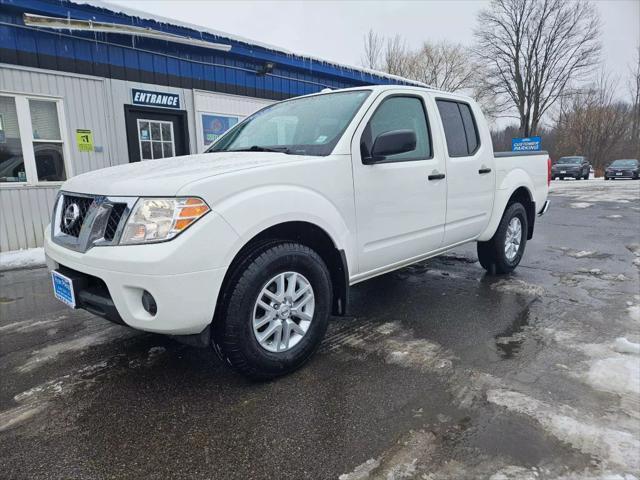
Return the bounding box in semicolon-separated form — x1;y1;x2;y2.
213;242;332;379
477;202;528;275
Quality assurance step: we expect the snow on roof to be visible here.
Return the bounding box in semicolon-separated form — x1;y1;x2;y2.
68;0;428;87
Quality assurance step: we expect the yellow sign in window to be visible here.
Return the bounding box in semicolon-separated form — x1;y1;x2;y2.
76;129;94;152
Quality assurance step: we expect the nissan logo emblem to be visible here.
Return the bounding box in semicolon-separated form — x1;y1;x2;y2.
63;203;81;229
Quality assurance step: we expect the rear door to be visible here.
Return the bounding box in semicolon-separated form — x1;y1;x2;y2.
435;98;495;245
351;91;447;276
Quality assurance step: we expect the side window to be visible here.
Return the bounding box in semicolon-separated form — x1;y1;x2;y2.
436;100;480;157
361;96;431;163
459;103;478;154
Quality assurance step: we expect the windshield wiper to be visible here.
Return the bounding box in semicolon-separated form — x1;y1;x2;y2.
229;145;291;154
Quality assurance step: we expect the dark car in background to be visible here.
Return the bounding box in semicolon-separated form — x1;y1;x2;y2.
604;159;640;180
551;156;591;180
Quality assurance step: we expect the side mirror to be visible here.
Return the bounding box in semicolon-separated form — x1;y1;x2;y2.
364;129;417;164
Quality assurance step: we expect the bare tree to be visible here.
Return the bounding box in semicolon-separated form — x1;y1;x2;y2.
474;0;601;137
411;41;475;91
361;33;477;93
361;29;384;71
383;34;412;77
553;72;630;172
629;47;640;157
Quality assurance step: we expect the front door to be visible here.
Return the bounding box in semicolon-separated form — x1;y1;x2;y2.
124;106;189;162
351;92;447;276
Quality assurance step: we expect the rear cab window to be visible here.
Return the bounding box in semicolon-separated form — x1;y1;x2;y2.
436;99;480;157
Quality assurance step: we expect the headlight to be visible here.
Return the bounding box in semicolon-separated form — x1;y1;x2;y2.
120;197;210;245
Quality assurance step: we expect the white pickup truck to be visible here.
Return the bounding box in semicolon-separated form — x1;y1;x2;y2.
45;86;550;378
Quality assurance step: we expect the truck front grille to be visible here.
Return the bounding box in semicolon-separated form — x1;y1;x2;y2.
104;203;127;241
59;195;94;237
52;193;135;252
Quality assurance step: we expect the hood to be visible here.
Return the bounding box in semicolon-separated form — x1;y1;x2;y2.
61;152;300;196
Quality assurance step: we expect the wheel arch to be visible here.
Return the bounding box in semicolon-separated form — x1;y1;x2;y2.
478;170;537;242
215;221;350;327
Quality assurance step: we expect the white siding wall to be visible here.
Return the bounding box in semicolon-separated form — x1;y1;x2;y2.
0;66;275;252
0;65;115;175
0;186;58;251
1;65;115;252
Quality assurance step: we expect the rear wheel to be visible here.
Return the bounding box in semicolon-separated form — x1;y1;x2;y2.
477;202;528;275
213;242;331;379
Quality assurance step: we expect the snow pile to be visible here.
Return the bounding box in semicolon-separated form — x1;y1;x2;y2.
0;248;46;271
613;337;640;355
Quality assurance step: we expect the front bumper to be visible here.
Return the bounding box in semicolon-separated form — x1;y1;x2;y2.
44;225;233;335
552;170;581;178
605;171;636;178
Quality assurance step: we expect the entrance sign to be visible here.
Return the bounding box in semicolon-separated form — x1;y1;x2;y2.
512;136;541;152
132;89;180;109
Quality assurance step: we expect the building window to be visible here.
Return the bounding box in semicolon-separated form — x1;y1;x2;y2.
30;100;66;181
137;119;175;160
0;96;26;183
0;93;69;184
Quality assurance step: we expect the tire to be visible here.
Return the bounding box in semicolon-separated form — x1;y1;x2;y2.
213;242;332;380
477;202;528;275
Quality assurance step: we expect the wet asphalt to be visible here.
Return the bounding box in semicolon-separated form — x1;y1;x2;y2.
1;179;639;479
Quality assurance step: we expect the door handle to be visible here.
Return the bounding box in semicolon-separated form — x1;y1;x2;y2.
478;168;492;174
428;173;446;181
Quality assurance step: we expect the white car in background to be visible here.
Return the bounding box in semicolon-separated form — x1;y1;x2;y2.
45;86;550;378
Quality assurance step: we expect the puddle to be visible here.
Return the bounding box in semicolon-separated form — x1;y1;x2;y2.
494;306;533;360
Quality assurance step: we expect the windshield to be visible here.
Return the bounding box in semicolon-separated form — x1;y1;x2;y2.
208;90;371;156
557;157;582;164
610;159;638;167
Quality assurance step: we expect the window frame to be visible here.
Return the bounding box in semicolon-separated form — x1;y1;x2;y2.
360;94;434;165
136;118;176;161
0;91;72;187
435;98;481;158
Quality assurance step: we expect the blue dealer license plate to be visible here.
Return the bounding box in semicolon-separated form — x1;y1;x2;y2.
51;271;76;308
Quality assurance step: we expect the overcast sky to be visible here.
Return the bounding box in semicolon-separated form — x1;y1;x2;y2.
107;0;639;89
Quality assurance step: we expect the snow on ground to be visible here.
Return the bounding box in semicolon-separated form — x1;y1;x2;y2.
0;248;46;271
487;388;640;471
490;279;544;296
551;178;640;203
570;202;593;209
17;327;136;373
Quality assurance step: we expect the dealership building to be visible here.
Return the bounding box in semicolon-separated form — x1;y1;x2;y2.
0;0;421;252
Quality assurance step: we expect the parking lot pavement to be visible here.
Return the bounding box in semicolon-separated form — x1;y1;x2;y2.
1;179;638;480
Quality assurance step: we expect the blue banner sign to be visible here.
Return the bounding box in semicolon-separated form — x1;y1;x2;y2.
202;114;239;144
512;136;541;152
132;89;180;109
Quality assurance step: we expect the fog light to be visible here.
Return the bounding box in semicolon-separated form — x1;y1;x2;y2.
142;290;157;316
